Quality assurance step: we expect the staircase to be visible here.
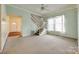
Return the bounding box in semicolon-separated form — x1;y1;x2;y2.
31;14;45;35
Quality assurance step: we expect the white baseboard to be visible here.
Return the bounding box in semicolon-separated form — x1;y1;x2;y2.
47;31;77;39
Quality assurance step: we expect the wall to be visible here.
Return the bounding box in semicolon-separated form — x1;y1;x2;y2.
0;4;1;52
1;5;9;51
6;5;38;37
46;8;78;39
78;5;79;50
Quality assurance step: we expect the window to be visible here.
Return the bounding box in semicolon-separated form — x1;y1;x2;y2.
47;18;54;31
47;15;65;33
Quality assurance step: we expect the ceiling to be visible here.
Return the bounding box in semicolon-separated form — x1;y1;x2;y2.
9;4;76;17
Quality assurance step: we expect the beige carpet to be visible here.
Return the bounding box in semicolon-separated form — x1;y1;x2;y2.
3;35;77;54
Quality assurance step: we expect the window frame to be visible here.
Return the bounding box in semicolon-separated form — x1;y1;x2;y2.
47;15;65;33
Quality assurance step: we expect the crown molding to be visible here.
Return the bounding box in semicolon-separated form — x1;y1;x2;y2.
6;5;42;17
43;5;77;17
6;4;77;18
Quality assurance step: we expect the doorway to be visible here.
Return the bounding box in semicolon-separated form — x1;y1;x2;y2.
8;15;22;37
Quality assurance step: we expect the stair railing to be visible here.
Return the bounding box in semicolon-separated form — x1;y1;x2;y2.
31;14;45;35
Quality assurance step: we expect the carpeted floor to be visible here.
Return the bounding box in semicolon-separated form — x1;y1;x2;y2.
2;35;78;54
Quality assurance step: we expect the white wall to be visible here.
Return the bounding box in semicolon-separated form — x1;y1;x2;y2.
46;8;78;39
1;5;8;51
77;4;79;52
0;4;1;52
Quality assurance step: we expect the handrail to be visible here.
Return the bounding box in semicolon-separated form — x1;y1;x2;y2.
31;14;45;35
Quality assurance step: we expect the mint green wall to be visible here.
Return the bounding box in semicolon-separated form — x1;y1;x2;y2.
64;8;78;39
6;5;37;36
47;8;78;39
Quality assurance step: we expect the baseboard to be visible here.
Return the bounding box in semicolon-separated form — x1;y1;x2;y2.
47;33;77;39
1;36;8;54
55;34;77;40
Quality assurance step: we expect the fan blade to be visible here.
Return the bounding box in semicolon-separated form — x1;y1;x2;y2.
45;7;51;11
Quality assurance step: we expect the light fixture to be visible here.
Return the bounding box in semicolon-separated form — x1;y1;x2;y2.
12;22;16;25
41;4;45;10
2;18;6;24
40;4;49;12
2;21;6;24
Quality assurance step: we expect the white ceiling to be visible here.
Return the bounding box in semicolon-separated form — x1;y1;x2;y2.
10;4;76;17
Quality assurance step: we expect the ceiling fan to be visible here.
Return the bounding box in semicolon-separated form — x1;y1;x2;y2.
41;4;45;10
40;4;50;11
